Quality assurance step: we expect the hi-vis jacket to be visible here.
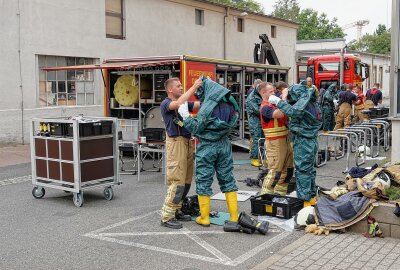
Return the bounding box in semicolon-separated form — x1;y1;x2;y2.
260;100;288;140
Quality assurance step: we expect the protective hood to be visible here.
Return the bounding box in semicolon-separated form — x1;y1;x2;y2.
183;77;240;140
287;81;318;111
245;86;263;117
194;77;240;118
326;83;337;92
195;77;228;103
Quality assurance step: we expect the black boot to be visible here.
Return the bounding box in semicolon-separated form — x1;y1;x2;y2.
161;218;183;229
175;210;192;221
223;221;254;234
238;212;269;235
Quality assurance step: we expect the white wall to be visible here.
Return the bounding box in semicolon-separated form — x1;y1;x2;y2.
0;0;298;144
358;53;391;97
297;39;346;52
227;13;297;82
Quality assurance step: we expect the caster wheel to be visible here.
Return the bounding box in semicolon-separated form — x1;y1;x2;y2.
73;192;84;207
32;186;45;199
104;187;114;201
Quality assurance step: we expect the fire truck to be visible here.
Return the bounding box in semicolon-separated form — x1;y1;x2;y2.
44;55;290;149
306;54;369;89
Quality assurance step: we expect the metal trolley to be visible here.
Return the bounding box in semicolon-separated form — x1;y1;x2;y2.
30;117;121;207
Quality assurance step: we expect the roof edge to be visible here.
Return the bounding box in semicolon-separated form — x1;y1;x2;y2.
297;38;346;44
194;0;299;27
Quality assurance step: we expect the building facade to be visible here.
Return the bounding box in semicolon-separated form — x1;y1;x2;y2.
0;0;298;144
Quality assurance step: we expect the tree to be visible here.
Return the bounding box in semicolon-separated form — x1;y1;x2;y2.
296;9;344;40
272;0;345;40
350;24;391;54
272;0;300;22
375;24;387;36
211;0;264;13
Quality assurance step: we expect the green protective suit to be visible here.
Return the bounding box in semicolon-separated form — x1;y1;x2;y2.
321;84;336;132
183;78;240;196
276;82;322;201
245;88;263;159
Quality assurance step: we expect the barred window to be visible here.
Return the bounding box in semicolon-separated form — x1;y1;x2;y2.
38;55;96;107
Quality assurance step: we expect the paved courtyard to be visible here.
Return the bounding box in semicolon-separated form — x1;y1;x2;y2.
254;232;400;270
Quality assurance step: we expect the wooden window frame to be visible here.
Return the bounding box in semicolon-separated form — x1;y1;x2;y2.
106;0;125;39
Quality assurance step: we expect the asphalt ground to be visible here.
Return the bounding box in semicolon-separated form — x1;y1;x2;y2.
0;143;390;270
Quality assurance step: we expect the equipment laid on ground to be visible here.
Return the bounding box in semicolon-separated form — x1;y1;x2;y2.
181;195;200;216
30;117;120;207
223;220;253;234
294;206;316;228
373;171;391;188
238;212;269;234
250;193;304;218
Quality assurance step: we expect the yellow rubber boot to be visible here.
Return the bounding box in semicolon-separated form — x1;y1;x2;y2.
251;159;262;167
303;197;317;208
196;195;211;227
225;191;239;222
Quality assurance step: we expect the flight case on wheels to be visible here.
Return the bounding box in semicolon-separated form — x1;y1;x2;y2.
30;116;121;207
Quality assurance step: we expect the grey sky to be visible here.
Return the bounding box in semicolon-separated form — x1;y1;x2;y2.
259;0;392;42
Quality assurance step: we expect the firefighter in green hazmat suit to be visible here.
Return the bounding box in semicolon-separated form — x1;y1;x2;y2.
245;79;263;167
268;81;322;207
177;77;240;227
321;83;337;132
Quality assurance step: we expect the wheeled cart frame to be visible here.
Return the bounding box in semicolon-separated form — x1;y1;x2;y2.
30;117;121;207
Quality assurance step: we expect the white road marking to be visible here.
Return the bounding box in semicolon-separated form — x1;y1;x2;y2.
97;228;282;237
98;231;226;236
86;234;225;264
84;210;159;237
182;227;232;262
83;211;288;266
230;231;292;266
0;175;31;186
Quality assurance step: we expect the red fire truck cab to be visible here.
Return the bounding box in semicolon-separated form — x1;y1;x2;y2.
306;54;369;90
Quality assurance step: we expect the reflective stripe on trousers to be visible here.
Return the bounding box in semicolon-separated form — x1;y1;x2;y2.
161;136;193;222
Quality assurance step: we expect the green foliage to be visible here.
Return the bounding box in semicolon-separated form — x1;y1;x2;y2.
272;0;300;22
211;0;264;13
296;9;345;40
375;24;387;36
385;186;400;201
272;0;344;40
350;24;391;54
